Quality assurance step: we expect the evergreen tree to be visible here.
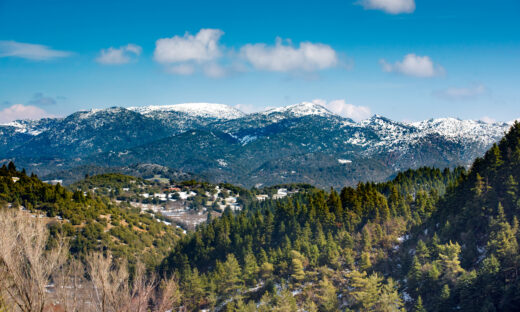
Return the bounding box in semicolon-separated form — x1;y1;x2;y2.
215;254;243;299
243;252;259;286
414;296;426;312
317;277;338;312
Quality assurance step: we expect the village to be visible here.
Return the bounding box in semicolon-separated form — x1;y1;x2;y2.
127;185;297;230
68;173;300;231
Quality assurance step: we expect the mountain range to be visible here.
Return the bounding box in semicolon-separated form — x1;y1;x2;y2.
0;102;514;188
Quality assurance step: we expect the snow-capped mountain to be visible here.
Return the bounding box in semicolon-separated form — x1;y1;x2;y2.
4;107;171;158
410;118;508;146
3;118;61;136
260;102;334;118
342;115;509;155
0;102;516;188
128;102;245;120
127;103;245;133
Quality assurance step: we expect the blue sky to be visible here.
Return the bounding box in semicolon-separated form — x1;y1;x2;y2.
0;0;519;123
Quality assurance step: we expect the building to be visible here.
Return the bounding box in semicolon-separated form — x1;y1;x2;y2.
256;194;268;201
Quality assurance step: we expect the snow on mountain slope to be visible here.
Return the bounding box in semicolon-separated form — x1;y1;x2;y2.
410;118;509;145
1;102;514;163
2;118;61;136
129;103;245;120
261;102;334;118
340;115;511;154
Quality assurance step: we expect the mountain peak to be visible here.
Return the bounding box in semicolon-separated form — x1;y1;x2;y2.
410;117;509;145
368;114;390;121
74;107;130;119
129;103;245;120
361;114;401;127
261;102;334;117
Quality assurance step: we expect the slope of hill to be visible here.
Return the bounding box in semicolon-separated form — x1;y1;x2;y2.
129;102;245;119
154;122;520;311
1;123;519;311
398;121;520;311
0;163;181;268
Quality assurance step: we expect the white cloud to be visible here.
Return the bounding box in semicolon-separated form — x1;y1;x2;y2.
154;30;339;77
380;54;444;78
358;0;415;14
154;29;228;77
312;99;371;121
96;44;142;65
0;40;71;60
433;84;487;101
154;29;223;64
0;104;54;123
240;38;338;72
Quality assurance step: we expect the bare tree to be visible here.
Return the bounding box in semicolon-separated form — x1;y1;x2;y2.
54;259;90;312
154;274;181;312
0;209;67;312
0;209;182;312
86;252;130;312
130;262;157;312
86;252;170;312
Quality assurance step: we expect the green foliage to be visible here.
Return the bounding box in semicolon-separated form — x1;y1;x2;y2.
344;271;403;312
4;122;520;311
0;164;179;268
405;122;520;311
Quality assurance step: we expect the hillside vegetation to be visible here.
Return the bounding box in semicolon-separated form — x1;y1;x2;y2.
1;122;519;311
0;163;180;268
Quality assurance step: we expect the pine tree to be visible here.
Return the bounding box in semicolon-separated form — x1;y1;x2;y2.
414;296;426;312
243;252;259;286
360;251;372;271
327;188;343;219
290;257;305;283
488;143;504;172
258;291;274;312
346;271;380;311
377;278;404;312
436;241;464;283
362;227;372;251
487;204;518;270
215;254;243;298
416;240;430;264
472;173;486;197
182;268;205;311
440;284;450;301
260;262;274;281
317;277;338;312
274;289;298;312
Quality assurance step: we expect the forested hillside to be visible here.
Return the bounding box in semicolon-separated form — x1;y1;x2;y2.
1;122;519;311
156;122;520;311
0;163;180;268
401;121;520;311
158;163;464;310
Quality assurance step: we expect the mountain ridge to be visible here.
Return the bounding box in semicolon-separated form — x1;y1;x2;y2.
0;102;516;188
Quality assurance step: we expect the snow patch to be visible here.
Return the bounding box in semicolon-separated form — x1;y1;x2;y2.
239;135;258;145
261;102;334;118
129;103;245;120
